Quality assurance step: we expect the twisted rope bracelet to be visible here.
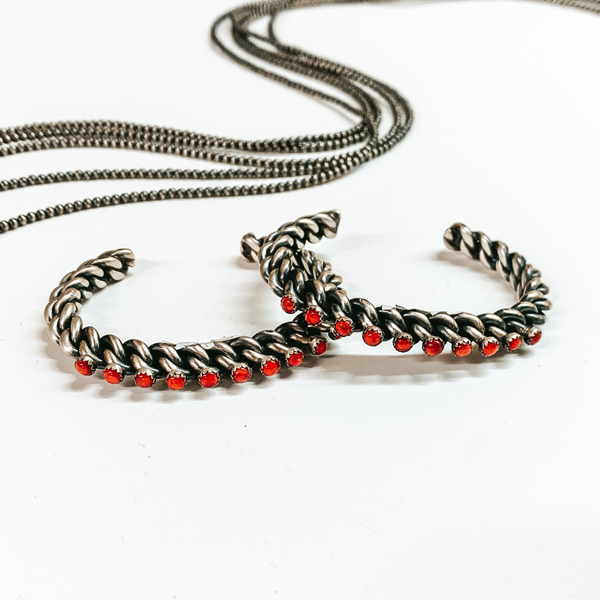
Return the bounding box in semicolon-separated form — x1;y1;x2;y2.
241;211;551;358
44;250;329;390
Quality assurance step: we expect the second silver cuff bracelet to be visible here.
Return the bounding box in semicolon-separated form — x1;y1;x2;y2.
242;210;550;360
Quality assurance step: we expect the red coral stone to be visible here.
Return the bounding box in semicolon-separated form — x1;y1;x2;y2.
424;338;444;357
281;296;296;314
363;328;382;347
529;330;542;345
481;339;499;357
261;358;280;377
75;359;94;376
507;336;522;352
287;350;304;367
305;308;322;326
135;372;155;388
453;341;472;357
103;367;123;385
393;336;413;353
313;340;327;355
335;319;353;337
166;374;186;391
200;370;220;389
232;366;251;384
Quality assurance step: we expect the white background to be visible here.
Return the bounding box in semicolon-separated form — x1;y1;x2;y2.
0;1;599;599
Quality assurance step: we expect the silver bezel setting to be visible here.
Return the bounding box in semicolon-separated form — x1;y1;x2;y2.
134;368;157;388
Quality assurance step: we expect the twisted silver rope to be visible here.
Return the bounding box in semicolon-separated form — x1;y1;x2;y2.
44;249;328;389
242;210;551;356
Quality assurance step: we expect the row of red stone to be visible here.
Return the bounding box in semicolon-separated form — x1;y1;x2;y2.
73;338;327;391
282;296;542;359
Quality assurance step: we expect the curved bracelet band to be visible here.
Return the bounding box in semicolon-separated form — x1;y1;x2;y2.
241;211;551;358
44;250;328;390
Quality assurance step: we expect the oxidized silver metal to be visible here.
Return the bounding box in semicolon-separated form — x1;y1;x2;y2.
242;210;551;357
44;250;327;389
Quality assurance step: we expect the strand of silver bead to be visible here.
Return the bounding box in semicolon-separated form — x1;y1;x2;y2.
241;211;551;358
0;0;416;235
44;249;329;390
1;0;596;234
